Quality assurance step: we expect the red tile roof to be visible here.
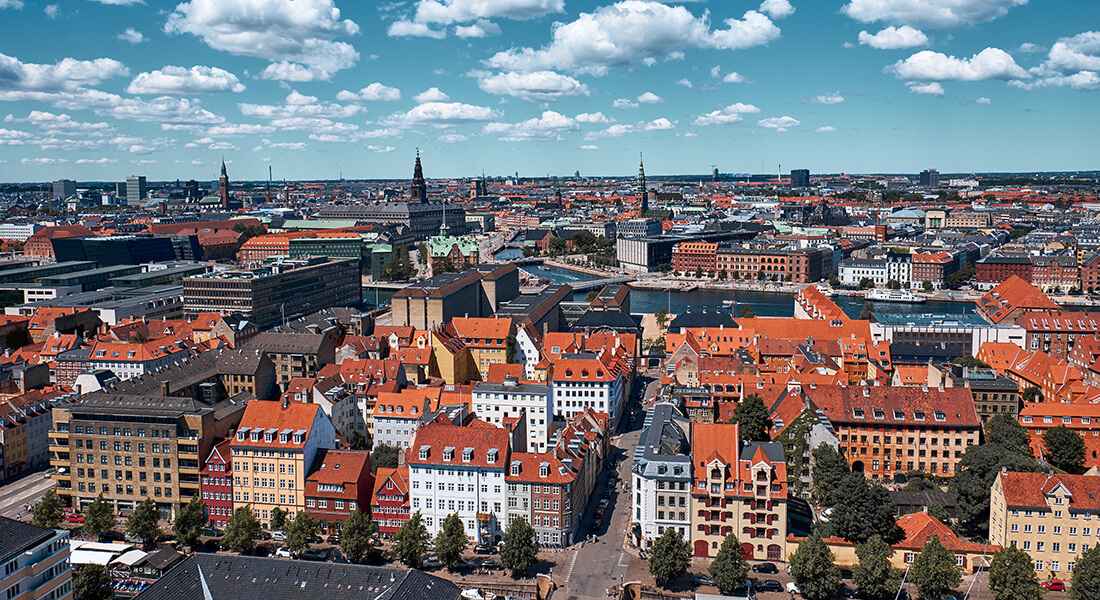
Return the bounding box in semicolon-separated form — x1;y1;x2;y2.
803;385;980;428
977;276;1059;324
997;471;1100;511
408;420;510;469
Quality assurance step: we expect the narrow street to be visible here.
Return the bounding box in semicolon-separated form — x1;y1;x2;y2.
0;470;56;520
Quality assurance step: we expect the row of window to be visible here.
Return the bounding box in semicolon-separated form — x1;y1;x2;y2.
72;426;172;438
77;482;171;497
233;462;295;474
76;468;170;483
1010;508;1094;519
75;440;171;453
305;498;357;510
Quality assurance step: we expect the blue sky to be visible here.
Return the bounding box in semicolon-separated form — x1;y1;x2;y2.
0;0;1097;183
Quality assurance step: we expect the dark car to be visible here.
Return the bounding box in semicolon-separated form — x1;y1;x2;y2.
326;534;341;545
300;549;328;562
693;574;714;586
756;580;783;593
201;526;223;538
98;531;125;543
473;545;494;555
752;563;779;574
590;518;602;531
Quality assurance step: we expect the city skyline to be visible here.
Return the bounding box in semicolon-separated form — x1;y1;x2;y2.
0;0;1098;182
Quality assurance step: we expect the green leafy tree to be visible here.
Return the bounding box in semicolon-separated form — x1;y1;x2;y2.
349;431;368;451
270;507;288;532
739;305;756;319
950;416;1042;536
371;444;400;473
910;536;961;600
859;277;875;290
926;501;952;526
790;532;841;600
73;564;114;600
173;495;206;547
1071;544;1100;600
985;414;1032;456
1044;426;1086;472
505;334;517;362
953;355;991;369
852;535;902;600
32;489;64;528
731;393;770;441
436;513;469;570
831;473;903;544
887;279;902;290
340;509;377;563
988;546;1043;600
285;511;318;555
82;494;115;537
127;498;162;548
1022;386;1042;403
223;505;259;553
828;274;840;287
859;302;875;321
708;534;749;595
655;306;669;331
647;528;690;585
811;443;850;507
548;236;568;256
923;280;934;292
392;511;430;568
572;230;597;251
500;517;539;577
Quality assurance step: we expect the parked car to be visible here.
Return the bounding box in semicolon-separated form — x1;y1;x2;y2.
473;545;494;555
422;555;442;568
275;547;293;558
253;531;272;541
693;574;714;586
272;531;287;542
752;563;779;574
598;498;609;509
66;513;84;523
590;518;602;531
1041;580;1066;592
201;526;223;537
786;582;800;595
98;531;124;543
756;580;783;593
300;549;328;562
326;534;341;545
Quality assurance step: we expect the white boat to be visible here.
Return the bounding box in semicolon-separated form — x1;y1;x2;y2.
866;289;927;303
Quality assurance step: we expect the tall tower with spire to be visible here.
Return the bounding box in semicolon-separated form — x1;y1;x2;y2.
218;159;229;209
410;149;428;203
636;154;648;217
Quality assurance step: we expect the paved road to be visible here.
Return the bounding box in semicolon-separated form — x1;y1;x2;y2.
0;471;56;520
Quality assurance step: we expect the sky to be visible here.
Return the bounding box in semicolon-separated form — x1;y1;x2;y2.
0;0;1097;183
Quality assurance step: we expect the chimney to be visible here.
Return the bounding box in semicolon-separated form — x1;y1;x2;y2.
160;380;170;396
282;396;290;409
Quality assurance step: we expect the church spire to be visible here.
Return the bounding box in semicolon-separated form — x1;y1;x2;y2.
636;153;648;217
410;148;427;203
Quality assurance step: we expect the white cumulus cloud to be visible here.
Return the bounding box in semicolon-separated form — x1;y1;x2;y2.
336;82;402;102
812;91;845;104
759;0;794;19
757;116;800;131
455;20;502;38
815;126;836;133
889;48;1028;81
117;28;146;44
483;110;577;141
637;92;663;104
975;97;992;104
722;72;747;83
693;102;760;126
575;112;609;124
476;70;589;102
643;117;674;131
414;87;451;103
127;65;245;95
383;102;500;127
675;78;692;88
0;53;129;91
44;4;58;18
612;98;639;109
0;1;25;9
842;0;1028;29
858;26;928;49
906;81;945;95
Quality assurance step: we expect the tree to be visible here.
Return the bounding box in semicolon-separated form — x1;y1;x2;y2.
828;274;841;288
655;306;669;331
548;236;568;256
128;329;149;343
789;533;841;600
988;546;1042;600
83;494;115;537
223;505;259;553
73;564;114;600
708;534;749;595
859;302;875;321
585;289;599;302
859;277;875;290
392;511;430;568
1044;426;1086;472
340;509;377;563
831;473;903;544
371;444;400;473
953;355;990;369
887;279;902;290
1071;544;1100;600
436;513;469;570
811;443;850;507
349;431;368;451
500;517;539;577
985;414;1032;456
1022;386;1042;403
647;528;689;585
285;511;318;555
32;489;64;528
432;256;456;277
923;280;934;292
732;393;770;441
127;498;162;548
173;495;206;548
852;535;902;600
739;305;756;319
909;536;961;600
505;334;517;363
926;501;952;526
270;507;288;531
232;223;267;243
572;230;597;251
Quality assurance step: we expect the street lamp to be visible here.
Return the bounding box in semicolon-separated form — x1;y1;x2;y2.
620;572;624;590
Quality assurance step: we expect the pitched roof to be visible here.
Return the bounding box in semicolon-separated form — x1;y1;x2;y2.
977;276;1059;324
803;384;980;428
997;471;1100;511
372;466;409;499
306;450;371;486
408;420;509;469
0;516;55;563
234;400;321;449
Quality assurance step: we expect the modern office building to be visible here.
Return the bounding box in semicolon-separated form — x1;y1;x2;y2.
790;169;810;187
391;264;519;330
919;169;940;188
52;179;76;200
0;517;72;600
126;176;148;206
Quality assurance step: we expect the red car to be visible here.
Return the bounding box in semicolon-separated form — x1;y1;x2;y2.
1041;580;1066;592
66;513;84;523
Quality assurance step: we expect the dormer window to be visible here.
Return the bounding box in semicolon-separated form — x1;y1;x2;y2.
914;411;926;421
487;449;498;463
279;433;288;443
511;461;520;476
250;431;261;442
264;431;274;442
853;408;865;419
293;433;303;444
236;430;246;441
934;411;946;422
539;462;549;478
873;409;884;419
443;447;454;461
894;409;905;420
462;448;473;463
420;446;430;460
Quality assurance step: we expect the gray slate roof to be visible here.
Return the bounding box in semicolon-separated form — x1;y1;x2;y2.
0;516;55;563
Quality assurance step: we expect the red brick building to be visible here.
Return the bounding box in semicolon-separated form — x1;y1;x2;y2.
371;466;410;535
304;449;373;531
201;439;234;527
1030;254;1079;293
1017;310;1100;359
672;241;718;274
975;255;1032;290
715;247;824;283
911;252;954;289
1083;252;1100;293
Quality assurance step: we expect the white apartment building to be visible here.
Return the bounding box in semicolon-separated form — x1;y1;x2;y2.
407;421;511;546
838;258;888;287
0;519;71;600
631;402;693;547
551;353;625;426
473;379;552;452
515;326;541;381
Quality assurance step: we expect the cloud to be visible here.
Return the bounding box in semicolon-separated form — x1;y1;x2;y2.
239;92;361;119
758;0;794;19
643;117;674;131
583;124;634;139
387;20;447;38
252;138;309;151
336;82;402;102
815;126;836;133
858;26;928;49
975;97;992;104
675;78;692;88
841;0;1028;29
204;123;276;137
476;70;589;101
637;92;663;104
0;128;33;145
579;144;599;150
165;0;361;81
126;65;245;95
757;116;800;131
0;0;24;9
455;20;502;38
889;48;1028;81
76;158;118;164
1009;32;1100;91
117;28;146;44
722;72;747;83
485;1;780;76
0;53;129;91
409;0;563;24
692;102;760;126
906;81;945;95
44;4;58;18
414;87;450;103
1012;70;1100;91
812;91;845;104
0;88;225;125
482;109;577;141
89;0;146;4
366;145;396;153
382;101;500;127
22;157;68;165
574;112;609;124
612;98;639;109
1017;42;1046;53
438;134;468;143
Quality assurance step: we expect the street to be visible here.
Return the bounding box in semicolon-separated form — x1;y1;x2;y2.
0;470;56;520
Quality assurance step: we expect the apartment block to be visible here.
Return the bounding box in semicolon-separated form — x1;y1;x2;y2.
473;378;552;452
304;449;373;530
632;403;693;548
0;517;72;600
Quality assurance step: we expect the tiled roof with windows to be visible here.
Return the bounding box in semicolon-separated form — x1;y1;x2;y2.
803;385;979;428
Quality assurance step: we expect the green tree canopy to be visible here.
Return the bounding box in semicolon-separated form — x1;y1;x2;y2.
83;494;115;537
32;489;64;528
655;306;669;331
647;528;690;585
811;443;850;507
739;305;756;319
392;511;430;568
223;505;259;553
708;534;749;595
831;473;903;544
1044;425;1086;473
173;495;206;547
789;532;841;600
285;511;318;555
126;498;162;548
73;564;114;600
852;535;902;600
950;417;1043;536
1071;544;1100;600
435;513;470;570
340;509;377;563
859;302;875;321
953;355;990;369
732;393;770;441
270;507;288;531
909;536;962;600
985;414;1032;456
500;517;539;577
371;444;400;473
988;545;1043;600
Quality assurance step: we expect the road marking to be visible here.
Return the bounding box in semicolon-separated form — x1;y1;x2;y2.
618;552;629;567
563;549;579;582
